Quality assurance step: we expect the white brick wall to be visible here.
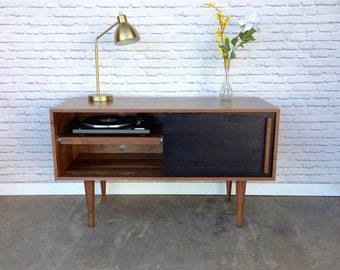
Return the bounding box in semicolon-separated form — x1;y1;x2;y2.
0;0;339;185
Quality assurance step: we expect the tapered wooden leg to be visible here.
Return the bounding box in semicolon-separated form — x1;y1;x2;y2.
100;181;106;201
236;181;247;228
84;181;95;228
226;181;232;201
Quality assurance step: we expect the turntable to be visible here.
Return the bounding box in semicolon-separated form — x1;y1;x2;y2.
72;114;153;135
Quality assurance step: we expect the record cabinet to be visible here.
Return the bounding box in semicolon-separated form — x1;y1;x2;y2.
50;97;280;228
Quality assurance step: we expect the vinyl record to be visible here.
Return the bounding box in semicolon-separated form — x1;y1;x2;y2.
82;115;133;128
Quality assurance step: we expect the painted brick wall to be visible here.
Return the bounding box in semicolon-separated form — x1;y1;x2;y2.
0;0;339;184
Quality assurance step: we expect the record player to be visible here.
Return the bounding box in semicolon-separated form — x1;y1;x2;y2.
72;114;153;135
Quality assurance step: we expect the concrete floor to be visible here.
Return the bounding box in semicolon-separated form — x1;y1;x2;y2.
0;195;339;270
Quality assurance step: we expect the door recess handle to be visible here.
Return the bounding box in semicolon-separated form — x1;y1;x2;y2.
263;118;273;174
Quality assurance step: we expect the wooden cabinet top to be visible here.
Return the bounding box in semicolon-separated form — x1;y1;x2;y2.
50;97;279;113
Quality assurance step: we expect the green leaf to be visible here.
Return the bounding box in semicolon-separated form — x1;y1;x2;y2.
224;37;230;52
243;29;256;41
242;33;252;41
239;29;256;42
230;52;236;59
246;29;256;36
231;36;238;47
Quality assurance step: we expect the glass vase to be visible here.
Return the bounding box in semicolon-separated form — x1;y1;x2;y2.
219;66;233;101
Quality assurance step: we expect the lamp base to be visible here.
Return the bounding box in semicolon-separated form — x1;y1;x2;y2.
88;94;113;102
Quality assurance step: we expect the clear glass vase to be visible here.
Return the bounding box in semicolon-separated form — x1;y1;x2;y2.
219;66;233;101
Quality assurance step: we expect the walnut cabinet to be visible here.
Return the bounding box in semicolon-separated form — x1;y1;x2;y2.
50;97;280;228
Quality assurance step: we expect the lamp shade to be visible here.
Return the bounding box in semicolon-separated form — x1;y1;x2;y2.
114;14;140;46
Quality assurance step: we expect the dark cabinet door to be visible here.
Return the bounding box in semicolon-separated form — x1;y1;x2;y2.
163;113;276;177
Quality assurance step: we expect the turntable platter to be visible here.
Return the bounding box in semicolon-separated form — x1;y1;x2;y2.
82;115;133;128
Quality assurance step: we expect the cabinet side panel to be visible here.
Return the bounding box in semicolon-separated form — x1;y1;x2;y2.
50;112;79;178
271;111;280;179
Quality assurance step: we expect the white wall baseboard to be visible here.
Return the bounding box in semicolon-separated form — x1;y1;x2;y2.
0;182;339;196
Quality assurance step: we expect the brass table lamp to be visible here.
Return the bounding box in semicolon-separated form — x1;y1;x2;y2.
89;14;140;102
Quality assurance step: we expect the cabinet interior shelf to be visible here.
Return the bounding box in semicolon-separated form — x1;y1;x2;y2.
59;153;164;180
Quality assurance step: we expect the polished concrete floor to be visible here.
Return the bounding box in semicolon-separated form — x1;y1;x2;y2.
0;195;339;270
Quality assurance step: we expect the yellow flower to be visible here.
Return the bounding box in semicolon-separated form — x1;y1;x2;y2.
203;2;215;7
224;59;229;66
221;17;227;28
216;27;222;37
216;10;222;21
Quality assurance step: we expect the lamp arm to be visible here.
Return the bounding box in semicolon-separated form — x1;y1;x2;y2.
95;22;119;95
96;22;119;41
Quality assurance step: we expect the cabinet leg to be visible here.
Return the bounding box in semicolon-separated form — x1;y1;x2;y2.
226;181;232;201
236;181;247;228
84;181;95;228
100;181;106;201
